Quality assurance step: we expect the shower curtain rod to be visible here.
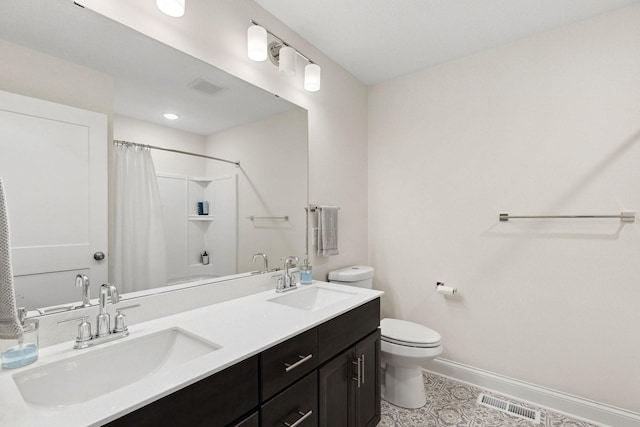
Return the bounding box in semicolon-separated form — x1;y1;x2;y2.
114;140;240;166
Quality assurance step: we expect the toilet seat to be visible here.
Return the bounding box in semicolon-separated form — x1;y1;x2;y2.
381;318;441;348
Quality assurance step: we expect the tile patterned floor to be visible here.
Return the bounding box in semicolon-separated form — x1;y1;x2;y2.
378;372;600;427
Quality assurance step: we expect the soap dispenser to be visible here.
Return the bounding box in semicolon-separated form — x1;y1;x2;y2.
1;308;39;369
300;258;313;285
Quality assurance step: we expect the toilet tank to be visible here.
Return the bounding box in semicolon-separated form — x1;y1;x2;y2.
328;266;374;289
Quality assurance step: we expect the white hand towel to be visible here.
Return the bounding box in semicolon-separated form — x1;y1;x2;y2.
317;205;339;257
0;178;23;339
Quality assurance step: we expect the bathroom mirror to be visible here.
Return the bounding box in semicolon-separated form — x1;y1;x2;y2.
0;0;308;313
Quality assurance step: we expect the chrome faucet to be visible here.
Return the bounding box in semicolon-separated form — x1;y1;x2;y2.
75;274;91;308
252;253;269;273
277;256;299;293
97;283;119;337
58;283;139;350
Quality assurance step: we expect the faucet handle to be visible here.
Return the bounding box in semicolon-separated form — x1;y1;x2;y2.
114;304;141;333
58;315;92;344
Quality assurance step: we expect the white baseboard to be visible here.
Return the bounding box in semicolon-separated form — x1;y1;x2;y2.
426;358;640;427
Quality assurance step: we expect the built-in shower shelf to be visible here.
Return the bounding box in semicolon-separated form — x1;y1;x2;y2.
188;176;214;183
188;215;214;221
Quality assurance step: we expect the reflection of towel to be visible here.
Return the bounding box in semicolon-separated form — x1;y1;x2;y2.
317;206;339;256
0;178;22;339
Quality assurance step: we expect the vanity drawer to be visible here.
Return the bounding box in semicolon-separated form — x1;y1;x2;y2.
233;411;259;427
261;371;318;427
317;298;380;364
261;327;318;400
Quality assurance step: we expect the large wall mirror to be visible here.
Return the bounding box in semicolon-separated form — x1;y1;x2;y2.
0;0;308;313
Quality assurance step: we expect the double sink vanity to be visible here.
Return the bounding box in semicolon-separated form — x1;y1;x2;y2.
0;280;383;427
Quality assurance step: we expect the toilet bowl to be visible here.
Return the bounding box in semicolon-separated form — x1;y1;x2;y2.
380;318;442;408
328;266;443;409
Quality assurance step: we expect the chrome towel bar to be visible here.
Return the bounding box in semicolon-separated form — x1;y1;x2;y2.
247;215;289;221
499;211;635;222
306;204;340;212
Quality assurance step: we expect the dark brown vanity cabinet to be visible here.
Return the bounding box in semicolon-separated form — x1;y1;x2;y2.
318;331;381;427
261;371;318;427
260;327;318;401
354;330;382;427
317;302;381;427
233;412;259;427
105;298;380;427
105;355;259;427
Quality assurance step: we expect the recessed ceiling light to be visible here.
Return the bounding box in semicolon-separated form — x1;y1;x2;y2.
156;0;185;17
163;113;179;120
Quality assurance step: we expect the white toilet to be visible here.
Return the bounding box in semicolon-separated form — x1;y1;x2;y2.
328;266;443;409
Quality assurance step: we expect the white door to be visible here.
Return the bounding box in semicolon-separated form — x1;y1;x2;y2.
0;90;108;309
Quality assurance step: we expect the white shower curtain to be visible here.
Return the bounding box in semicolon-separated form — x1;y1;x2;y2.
112;143;167;293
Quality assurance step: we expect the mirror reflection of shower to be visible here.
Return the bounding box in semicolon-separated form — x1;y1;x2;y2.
0;0;308;311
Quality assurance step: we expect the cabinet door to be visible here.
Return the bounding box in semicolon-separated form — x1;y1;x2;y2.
355;329;381;427
318;347;357;427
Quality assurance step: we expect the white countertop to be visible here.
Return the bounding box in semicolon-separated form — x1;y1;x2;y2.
0;281;383;427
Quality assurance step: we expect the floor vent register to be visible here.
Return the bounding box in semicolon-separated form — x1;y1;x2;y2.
477;393;541;424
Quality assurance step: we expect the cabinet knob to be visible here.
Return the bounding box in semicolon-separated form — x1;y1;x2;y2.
93;251;105;261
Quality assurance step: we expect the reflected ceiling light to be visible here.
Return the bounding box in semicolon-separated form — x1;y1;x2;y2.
248;20;321;92
156;0;185;17
247;25;268;61
304;64;321;92
163;113;180;120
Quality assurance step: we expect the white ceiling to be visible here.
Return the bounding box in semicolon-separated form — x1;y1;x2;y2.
255;0;640;85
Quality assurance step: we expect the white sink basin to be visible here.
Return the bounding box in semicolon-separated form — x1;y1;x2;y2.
268;286;356;311
13;328;221;408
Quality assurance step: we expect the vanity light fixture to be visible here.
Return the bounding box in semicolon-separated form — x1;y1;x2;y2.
304;63;321;92
278;46;296;76
248;20;321;92
163;113;180;120
156;0;185;17
247;25;268;61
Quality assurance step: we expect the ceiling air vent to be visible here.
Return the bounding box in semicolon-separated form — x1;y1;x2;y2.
477;393;541;424
188;77;225;96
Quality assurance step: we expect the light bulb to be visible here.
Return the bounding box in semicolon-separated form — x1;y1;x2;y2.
304;63;321;92
279;46;296;76
247;26;268;62
156;0;185;17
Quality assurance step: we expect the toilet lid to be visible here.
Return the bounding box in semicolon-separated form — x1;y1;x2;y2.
381;318;441;348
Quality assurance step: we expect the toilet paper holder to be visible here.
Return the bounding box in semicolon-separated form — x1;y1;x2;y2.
436;282;457;295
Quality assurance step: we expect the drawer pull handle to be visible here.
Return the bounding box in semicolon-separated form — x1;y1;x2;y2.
283;409;313;427
361;354;365;385
284;354;313;372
